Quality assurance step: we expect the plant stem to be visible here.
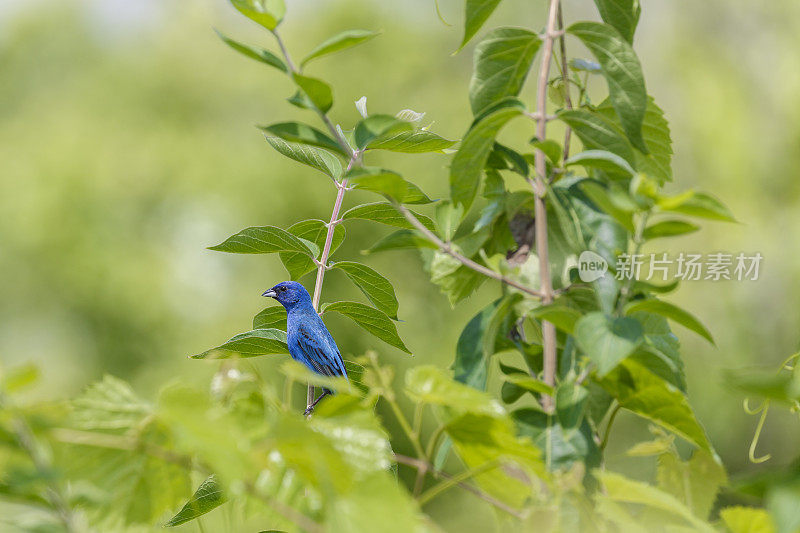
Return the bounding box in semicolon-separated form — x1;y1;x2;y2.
393;454;523;519
557;4;573;161
600;403;621;452
394;203;544;299
533;0;562;411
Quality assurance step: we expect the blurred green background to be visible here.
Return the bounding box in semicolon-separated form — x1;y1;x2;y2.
1;0;799;521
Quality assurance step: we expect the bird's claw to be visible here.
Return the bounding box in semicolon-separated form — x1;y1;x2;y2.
304;406;314;417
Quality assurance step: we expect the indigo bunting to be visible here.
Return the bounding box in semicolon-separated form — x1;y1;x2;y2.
262;281;347;414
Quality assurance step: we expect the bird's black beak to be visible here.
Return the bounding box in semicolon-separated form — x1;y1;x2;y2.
262;289;277;298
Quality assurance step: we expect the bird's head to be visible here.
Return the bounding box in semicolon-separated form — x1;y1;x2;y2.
262;281;312;311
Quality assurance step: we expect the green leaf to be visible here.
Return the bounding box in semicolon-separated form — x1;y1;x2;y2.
659;191;736;222
453;301;501;390
342;202;436;232
165;475;226;527
579;181;635;232
726;368;800;405
556;383;589;430
657;449;726;520
1;364;40;394
460;0;502;50
346;167;408;200
214;30;287;72
401;181;436;205
368;129;456;153
331;261;399;319
406;365;504;416
574;312;643;376
301;29;379;66
252;306;287;330
720;507;775;533
642;219;699;240
230;0;286;31
258;122;344;155
450;98;525;212
322;301;410;353
354;115;414;150
597;471;716;532
592;0;641;43
293;73;333;113
327;472;419;533
565;149;635;176
279;219;345;280
625;299;714;344
265;137;342;179
531;304;582;335
567;22;648;152
768;482;800;533
469;28;541;115
209;225;319;256
191;329;289;359
503;374;554;396
600;359;712;450
363;230;438;254
71;375;151;430
558;109;635;166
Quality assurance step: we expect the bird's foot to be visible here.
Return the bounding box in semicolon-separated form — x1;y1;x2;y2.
303;405;314;417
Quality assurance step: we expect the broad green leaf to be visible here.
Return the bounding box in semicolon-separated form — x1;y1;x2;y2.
258;122;344;154
368;129;456;153
405;365;504;417
265;137;342;179
531;304;582;335
252;306;287;330
556;383;590;430
453;301;501;390
401;181;436;204
642;219;699;240
720;507;775;533
580;181;635;232
165;475;226;527
293;73;333;113
214;30;287;72
558;109;635;166
230;0;285;31
513;409;600;471
567;22;648;152
503;374;554;396
469;27;541;115
597;471;716;532
363;230;438;254
301;29;379;66
354;115;414;150
565;149;635;176
208;225;319;256
280;360;352;393
191;329;289;359
331;261;399;319
659;191;736;222
430;263;487;305
280;219;346;280
342;202;436;232
71;375;151;430
600;359;712;450
450;98;525;211
327;472;419;533
592;0;641;43
459;0;502;50
657;449;726;520
575;312;643;376
625;299;714;344
346;167;408;200
322;301;410;353
726;368;800;405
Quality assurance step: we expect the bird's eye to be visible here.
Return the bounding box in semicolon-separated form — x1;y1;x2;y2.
279;286;286;292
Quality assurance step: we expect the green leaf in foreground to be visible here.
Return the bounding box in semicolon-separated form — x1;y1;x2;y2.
209;226;319;256
368;129;456;154
592;0;641;44
625;298;714;344
301;29;379;66
293;73;333;113
230;0;286;31
459;0;502;50
265;137;342;179
331;261;399;319
342;202;436;231
322;301;410;353
567;22;648;153
354;115;414;150
191;329;289;359
346;167;408;200
600;360;712;450
252;306;287;330
280;218;345;280
642;219;699;240
558;109;635;167
565;149;635;177
214;30;287;72
259;122;344;155
363;230;438;254
658;191;736;222
574;312;643;376
165;475;226;527
469;27;541;115
450;98;524;212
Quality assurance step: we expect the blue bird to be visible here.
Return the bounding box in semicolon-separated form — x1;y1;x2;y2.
262;281;347;415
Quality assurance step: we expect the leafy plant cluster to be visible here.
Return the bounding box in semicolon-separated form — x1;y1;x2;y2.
0;0;792;532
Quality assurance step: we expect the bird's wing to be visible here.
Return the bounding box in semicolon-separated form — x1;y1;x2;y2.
295;321;348;379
